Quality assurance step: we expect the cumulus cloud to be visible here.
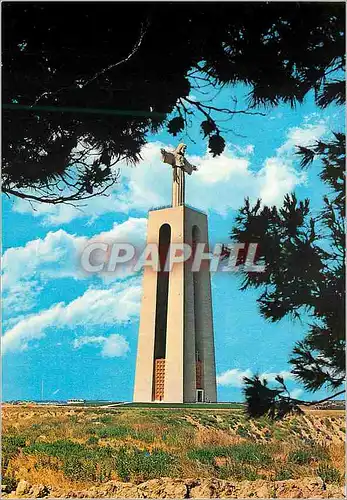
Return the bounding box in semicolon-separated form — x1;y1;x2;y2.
217;368;294;387
257;158;305;207
277;122;327;156
2;279;141;354
12;118;327;225
3;217;146;287
2;230;85;290
73;333;130;358
2;217;147;315
217;368;253;388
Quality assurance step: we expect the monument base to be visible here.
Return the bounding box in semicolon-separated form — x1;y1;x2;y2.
133;205;217;404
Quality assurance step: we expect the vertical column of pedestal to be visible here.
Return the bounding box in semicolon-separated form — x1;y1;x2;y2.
133;212;159;402
185;208;217;403
164;206;185;402
183;208;198;402
197;214;217;403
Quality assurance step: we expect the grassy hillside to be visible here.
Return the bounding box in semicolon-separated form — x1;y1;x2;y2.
2;405;345;494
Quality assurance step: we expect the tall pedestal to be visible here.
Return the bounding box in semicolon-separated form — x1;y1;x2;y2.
133;205;217;403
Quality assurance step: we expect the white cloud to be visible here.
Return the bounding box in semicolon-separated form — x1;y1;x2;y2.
257;158;306;207
2;229;85;290
277;122;327;156
2;281;43;315
250;120;328;206
12;119;323;225
2;218;147;315
217;368;294;387
3;218;146;287
73;333;130;358
290;388;303;399
217;368;253;387
2;279;141;354
73;335;107;349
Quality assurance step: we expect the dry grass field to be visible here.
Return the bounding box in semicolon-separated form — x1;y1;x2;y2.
2;404;345;498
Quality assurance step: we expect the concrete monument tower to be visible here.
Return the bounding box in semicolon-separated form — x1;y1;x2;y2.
133;144;217;403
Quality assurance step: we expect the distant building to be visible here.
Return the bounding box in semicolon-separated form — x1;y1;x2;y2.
311;400;345;410
67;399;85;405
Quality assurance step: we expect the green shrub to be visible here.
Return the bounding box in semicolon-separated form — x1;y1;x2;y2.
317;464;342;485
218;463;260;481
288;445;328;465
188;443;271;466
236;425;250;438
24;439;116;482
86;436;99;446
98;415;114;424
24;439;114;464
228;443;271;464
2;474;18;492
95;425;129;439
274;467;295;480
63;457;98;482
188;448;217;465
24;440;87;459
3;435;26;449
196;415;217;428
115;447;175;482
273;428;286;440
30;424;41;431
165;427;194;447
288;449;312;464
2;435;27;468
23;439;175;483
254;417;270;429
130;429;156;443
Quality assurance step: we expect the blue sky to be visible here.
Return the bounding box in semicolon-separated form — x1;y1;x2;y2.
2;81;344;402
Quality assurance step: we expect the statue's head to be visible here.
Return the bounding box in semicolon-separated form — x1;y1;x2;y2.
174;143;187;154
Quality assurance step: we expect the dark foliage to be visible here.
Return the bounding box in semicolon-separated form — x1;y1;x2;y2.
243;375;303;420
232;133;345;417
2;2;345;204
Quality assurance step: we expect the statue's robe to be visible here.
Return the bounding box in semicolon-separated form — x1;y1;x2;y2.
160;148;197;206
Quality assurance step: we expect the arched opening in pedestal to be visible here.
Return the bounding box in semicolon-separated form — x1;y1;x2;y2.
152;223;171;401
192;224;205;401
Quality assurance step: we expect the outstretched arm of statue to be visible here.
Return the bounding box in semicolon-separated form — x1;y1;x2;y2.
160;148;175;166
183;158;198;175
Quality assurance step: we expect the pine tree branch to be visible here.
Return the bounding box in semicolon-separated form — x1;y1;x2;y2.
31;21;149;107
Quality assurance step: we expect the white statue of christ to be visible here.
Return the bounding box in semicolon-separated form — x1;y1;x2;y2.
160;143;198;207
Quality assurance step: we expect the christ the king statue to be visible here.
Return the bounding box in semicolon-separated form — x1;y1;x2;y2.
160;143;198;207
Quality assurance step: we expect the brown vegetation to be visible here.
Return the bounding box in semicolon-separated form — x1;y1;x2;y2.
2;405;345;498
